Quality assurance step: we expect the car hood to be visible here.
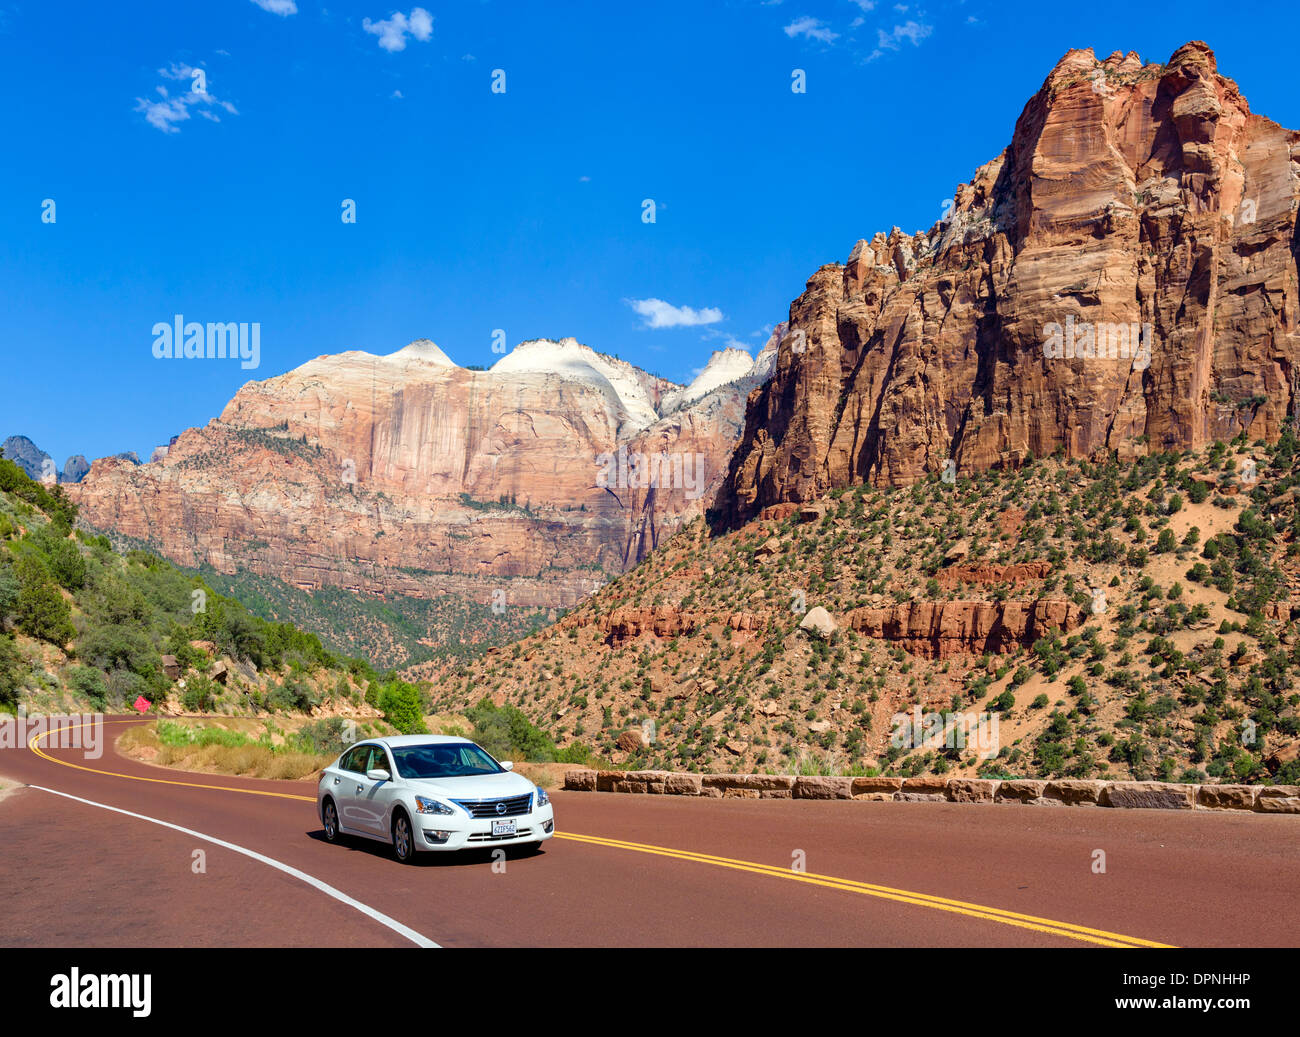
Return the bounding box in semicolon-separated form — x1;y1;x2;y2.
403;771;536;802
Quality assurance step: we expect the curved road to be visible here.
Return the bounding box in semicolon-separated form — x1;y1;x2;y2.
1;716;1296;947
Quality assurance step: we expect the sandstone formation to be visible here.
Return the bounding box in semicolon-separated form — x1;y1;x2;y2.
71;338;772;616
843;599;1086;657
721;42;1300;526
557;605;765;647
934;560;1053;587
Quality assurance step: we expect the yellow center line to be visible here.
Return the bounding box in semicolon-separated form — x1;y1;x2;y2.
27;718;316;802
26;717;1174;948
556;832;1171;948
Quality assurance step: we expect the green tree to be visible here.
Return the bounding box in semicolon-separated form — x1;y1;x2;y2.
0;634;27;709
13;558;75;646
0;560;19;622
32;526;87;590
378;680;427;735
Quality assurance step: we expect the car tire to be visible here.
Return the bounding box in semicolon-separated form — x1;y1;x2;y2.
392;810;416;864
322;798;341;844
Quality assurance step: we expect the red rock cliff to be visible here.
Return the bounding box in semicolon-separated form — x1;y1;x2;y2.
722;42;1300;525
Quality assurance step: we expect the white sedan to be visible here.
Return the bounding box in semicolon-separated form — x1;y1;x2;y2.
317;735;555;862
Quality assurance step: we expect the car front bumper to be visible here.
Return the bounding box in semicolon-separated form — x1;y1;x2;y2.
417;804;555;851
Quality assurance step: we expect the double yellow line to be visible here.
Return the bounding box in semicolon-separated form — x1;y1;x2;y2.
557;832;1173;948
26;718;1172;948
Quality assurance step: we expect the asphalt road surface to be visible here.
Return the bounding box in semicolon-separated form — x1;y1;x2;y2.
2;715;1296;947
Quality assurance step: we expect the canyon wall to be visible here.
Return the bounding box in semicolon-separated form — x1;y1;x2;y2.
72;339;770;611
722;42;1300;525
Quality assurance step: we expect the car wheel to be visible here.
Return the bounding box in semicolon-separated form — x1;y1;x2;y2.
392;810;416;864
322;798;340;844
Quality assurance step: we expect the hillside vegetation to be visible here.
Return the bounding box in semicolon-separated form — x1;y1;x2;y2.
425;432;1300;785
0;457;385;721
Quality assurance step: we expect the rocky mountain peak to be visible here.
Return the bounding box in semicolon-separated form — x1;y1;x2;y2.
719;40;1299;528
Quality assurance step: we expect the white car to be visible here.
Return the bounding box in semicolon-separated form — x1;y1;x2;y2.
317;735;555;862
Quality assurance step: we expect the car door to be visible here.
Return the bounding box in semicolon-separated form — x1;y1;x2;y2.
351;744;395;838
334;745;372;834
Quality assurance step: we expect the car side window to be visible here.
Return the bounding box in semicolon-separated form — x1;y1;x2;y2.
340;746;367;774
366;745;391;775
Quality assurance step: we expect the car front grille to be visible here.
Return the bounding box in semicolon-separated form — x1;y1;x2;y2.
452;793;533;818
467;827;533;843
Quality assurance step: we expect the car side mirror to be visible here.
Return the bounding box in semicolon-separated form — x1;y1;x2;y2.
501;761;514;771
366;768;391;782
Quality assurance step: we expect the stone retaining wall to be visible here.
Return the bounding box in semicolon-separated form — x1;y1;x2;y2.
561;770;1300;813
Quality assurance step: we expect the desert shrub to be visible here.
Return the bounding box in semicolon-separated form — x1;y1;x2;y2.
292;716;357;755
466;696;556;761
65;665;108;710
181;673;218;713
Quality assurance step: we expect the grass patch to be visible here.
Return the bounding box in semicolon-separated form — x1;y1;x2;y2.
121;720;333;780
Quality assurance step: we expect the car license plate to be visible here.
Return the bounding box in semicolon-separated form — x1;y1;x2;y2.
492;819;517;837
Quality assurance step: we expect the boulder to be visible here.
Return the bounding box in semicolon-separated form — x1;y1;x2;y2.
595;770;625;792
996;779;1047;803
1042;779;1106;806
564;770;596;792
851;776;903;796
798;606;837;641
1196;784;1256;810
792;776;852;799
1099;781;1195;810
1255;786;1300;814
946;779;998;803
664;773;702;796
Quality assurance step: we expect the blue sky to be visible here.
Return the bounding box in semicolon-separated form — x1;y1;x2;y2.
3;0;1298;466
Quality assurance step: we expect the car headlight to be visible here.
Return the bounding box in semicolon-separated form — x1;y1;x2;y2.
415;796;455;815
535;786;549;808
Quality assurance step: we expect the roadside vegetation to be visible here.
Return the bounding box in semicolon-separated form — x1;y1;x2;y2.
0;457;405;726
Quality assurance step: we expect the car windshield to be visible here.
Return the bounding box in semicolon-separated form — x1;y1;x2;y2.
390;743;504;779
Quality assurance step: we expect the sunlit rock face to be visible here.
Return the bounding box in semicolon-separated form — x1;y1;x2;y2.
722;42;1300;526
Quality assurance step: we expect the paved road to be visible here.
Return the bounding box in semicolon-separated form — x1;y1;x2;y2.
1;715;1296;947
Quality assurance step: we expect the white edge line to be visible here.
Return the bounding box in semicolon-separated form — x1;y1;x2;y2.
28;785;439;949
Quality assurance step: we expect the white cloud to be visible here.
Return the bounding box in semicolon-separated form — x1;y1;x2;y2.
877;19;932;49
134;65;238;134
849;0;875;9
391;89;404;99
158;62;197;82
627;298;725;329
363;7;434;52
784;16;839;43
250;0;298;14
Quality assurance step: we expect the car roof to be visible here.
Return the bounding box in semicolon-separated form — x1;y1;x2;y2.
369;734;476;748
